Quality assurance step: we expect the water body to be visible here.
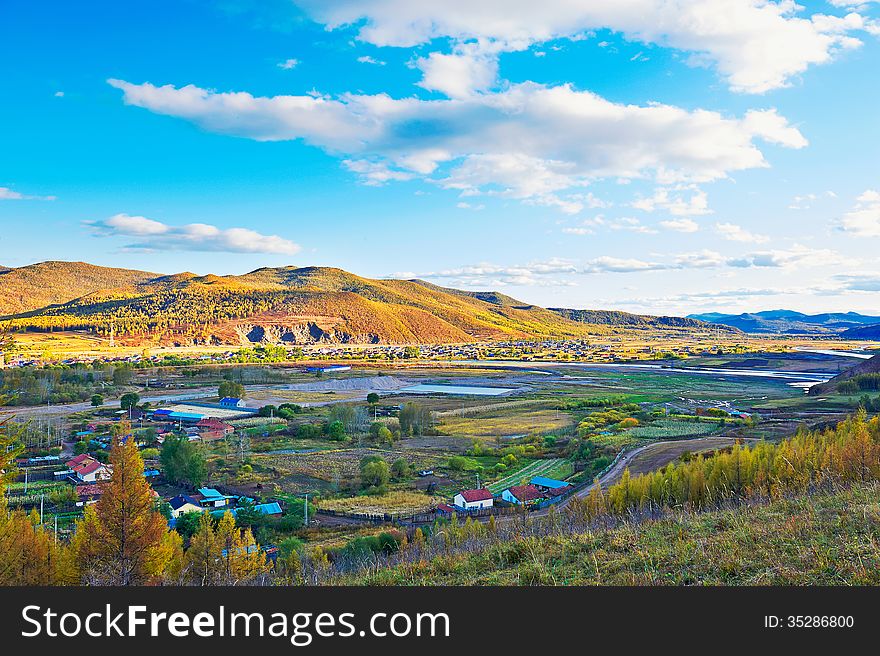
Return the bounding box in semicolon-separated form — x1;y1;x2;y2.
455;360;833;383
399;383;516;396
794;348;875;360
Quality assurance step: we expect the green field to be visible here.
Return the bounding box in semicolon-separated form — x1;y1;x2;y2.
486;458;569;493
627;419;722;440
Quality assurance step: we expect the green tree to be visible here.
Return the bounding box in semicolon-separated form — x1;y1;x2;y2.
391;458;410;479
361;459;390;489
91;393;104;407
160;435;207;486
112;366;133;386
218;380;245;399
120;392;140;410
327;419;346;441
377;425;394;445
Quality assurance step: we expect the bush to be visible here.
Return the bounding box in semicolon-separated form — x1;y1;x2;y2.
448;455;468;471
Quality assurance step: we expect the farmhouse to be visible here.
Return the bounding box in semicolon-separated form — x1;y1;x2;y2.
66;454;112;483
453;488;494;510
502;484;545;506
530;476;571;494
168;495;203;518
196;487;235;508
196;418;234;441
219;397;246;408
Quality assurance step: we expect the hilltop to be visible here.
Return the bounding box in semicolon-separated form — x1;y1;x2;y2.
0;261;160;316
687;309;880;335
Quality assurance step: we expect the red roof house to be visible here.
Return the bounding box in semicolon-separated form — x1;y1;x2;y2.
453;488;494;510
501;484;545;505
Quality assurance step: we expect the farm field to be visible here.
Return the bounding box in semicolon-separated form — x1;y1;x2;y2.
627;418;723;440
316;491;443;515
440;408;573;438
486;458;569;493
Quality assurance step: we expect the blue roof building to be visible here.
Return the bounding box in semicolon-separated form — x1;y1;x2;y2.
210;502;282;518
530;476;571;490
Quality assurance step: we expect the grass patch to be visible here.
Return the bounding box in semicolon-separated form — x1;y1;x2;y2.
317;491;443;515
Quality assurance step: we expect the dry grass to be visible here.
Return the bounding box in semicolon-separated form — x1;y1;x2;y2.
317;490;443;515
440;409;573;437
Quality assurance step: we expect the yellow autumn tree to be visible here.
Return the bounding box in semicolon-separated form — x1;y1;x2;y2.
185;511;222;585
75;427;179;584
216;511;270;584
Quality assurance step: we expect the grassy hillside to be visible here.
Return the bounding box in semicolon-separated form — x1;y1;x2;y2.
349;482;880;585
1;263;605;345
0;261;159;316
809;354;880;395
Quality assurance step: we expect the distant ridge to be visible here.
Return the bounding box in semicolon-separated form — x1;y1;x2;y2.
551;308;740;333
687;309;880;335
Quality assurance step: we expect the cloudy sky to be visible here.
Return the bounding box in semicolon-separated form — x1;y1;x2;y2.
1;0;879;315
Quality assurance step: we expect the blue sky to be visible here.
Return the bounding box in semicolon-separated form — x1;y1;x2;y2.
1;0;879;315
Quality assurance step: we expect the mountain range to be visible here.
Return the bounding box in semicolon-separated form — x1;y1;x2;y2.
687;310;880;335
0;261;739;347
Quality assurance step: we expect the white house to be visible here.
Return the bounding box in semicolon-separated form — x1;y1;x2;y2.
168;495;203;518
453;488;494;510
67;454;112;483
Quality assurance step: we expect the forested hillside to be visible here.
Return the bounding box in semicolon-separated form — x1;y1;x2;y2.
0;261;159;316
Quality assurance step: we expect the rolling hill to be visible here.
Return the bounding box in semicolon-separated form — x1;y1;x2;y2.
687;309;880;335
0;261;739;346
841;324;880;340
808;353;880;395
0;261;159;316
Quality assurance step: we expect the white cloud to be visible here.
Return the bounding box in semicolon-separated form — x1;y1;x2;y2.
294;0;879;93
715;222;770;243
788;189;837;209
660;218;699;232
54;91;64;98
109;78;807;212
413;46;499;98
89;213;301;255
409;258;580;287
342;159;414;185
277;58;300;69
631;186;712;216
725;244;842;268
357;55;386;65
0;187;26;200
0;186;55;201
837;189;880;236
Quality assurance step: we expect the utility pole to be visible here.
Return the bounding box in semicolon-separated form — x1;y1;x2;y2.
303;493;309;526
24;467;28;494
40;494;44;525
